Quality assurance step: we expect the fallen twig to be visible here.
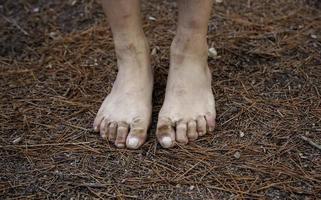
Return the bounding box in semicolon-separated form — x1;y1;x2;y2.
301;136;321;151
1;14;29;36
0;141;93;149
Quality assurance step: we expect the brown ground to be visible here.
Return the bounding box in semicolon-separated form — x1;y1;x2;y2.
1;0;321;199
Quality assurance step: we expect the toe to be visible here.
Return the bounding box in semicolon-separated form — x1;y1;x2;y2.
126;128;146;149
176;120;188;144
99;118;108;139
156;117;175;148
126;119;147;149
93;115;103;132
115;122;129;148
205;112;216;132
187;120;198;141
197;116;207;136
108;122;117;142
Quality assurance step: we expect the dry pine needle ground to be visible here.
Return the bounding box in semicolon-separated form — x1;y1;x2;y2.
0;0;321;199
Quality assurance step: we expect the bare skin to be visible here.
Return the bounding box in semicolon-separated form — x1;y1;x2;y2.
156;0;216;148
94;0;152;149
95;0;216;149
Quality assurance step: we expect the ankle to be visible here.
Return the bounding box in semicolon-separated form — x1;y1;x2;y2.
171;31;208;58
112;32;152;75
114;31;149;55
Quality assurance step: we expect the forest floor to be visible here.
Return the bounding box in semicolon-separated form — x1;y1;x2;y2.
1;0;321;199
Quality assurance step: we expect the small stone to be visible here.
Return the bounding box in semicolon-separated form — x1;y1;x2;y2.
46;64;52;69
49;32;58;39
13;137;22;144
32;7;39;12
208;47;218;58
151;47;157;56
311;34;317;39
148;16;156;21
234;151;241;159
70;0;77;6
239;131;245;138
215;0;223;3
189;185;195;190
299;152;307;159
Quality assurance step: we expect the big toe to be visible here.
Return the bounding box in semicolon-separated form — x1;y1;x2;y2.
126;119;148;149
156;118;175;148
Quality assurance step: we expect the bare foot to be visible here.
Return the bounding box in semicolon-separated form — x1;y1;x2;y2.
156;35;216;148
94;36;153;149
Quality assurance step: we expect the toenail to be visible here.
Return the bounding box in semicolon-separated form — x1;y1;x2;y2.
116;143;125;148
198;131;205;136
128;137;139;148
101;134;106;139
161;137;172;148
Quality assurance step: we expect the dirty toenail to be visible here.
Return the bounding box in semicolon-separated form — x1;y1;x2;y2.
161;137;172;148
116;143;125;148
128;137;139;148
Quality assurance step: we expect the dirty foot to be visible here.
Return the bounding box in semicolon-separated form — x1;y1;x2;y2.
94;35;153;149
156;35;216;148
